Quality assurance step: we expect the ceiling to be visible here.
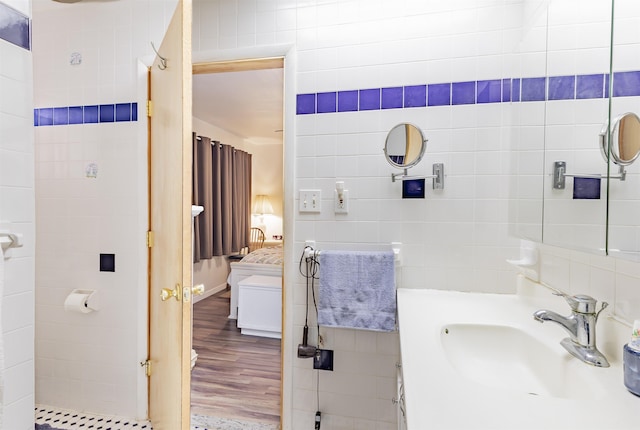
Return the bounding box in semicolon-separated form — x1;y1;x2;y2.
192;68;284;146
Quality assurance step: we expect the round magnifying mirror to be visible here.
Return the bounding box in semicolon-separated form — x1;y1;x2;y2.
601;112;640;166
384;123;427;169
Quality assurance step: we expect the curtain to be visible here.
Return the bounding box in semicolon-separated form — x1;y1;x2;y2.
192;133;252;262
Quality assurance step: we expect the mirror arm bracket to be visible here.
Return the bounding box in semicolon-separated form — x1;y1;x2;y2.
391;164;445;190
553;161;625;190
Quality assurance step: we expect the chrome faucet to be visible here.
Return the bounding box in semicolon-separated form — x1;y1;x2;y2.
533;293;610;367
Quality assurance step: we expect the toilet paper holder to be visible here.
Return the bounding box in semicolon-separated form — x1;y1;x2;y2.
64;289;101;313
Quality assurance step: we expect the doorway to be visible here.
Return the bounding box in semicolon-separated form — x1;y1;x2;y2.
190;58;284;426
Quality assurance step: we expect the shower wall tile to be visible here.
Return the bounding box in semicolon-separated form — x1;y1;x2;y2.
0;4;34;426
34;103;138;127
0;2;30;50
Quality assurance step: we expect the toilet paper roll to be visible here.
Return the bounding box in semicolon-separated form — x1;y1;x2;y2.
64;293;92;314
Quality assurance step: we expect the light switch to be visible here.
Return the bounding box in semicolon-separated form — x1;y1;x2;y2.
299;189;322;213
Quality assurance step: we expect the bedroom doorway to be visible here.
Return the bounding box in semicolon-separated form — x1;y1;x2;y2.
190;58;284;427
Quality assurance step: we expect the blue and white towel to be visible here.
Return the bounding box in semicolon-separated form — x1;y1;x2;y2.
318;250;396;332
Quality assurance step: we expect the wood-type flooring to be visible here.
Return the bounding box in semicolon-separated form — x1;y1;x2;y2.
190;289;281;426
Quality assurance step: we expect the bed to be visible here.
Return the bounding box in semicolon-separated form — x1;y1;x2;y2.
227;245;283;319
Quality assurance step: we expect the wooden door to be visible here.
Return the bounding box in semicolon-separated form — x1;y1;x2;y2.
148;0;193;429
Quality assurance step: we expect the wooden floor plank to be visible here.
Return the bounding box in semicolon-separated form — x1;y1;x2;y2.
190;289;281;425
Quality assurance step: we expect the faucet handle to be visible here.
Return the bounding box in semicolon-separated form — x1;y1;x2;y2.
554;292;598;313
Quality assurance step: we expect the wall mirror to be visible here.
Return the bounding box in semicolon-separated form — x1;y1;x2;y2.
604;112;640;166
384;123;426;169
605;0;640;262
510;0;613;255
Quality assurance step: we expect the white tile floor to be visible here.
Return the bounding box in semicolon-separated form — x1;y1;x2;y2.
35;406;152;430
35;406;280;430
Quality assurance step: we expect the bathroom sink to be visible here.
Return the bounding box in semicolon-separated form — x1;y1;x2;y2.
440;323;599;399
397;283;637;430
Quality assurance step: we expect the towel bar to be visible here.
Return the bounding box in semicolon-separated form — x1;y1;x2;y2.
304;243;402;263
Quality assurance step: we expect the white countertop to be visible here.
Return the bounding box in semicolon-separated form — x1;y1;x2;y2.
397;279;640;430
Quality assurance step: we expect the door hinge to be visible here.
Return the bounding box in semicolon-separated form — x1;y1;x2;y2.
140;359;152;377
146;100;153;117
147;231;154;248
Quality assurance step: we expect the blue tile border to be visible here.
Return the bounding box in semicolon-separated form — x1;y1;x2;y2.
452;81;475;105
0;3;30;51
34;102;138;127
296;70;640;115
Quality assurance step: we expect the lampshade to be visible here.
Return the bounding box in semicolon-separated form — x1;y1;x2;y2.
253;195;274;215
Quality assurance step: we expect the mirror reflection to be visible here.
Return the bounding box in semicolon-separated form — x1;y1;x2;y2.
611;112;640;166
384;123;426;169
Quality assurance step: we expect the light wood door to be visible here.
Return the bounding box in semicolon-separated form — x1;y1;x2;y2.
148;0;192;429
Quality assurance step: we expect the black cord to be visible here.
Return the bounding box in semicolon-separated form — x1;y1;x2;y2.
298;246;323;427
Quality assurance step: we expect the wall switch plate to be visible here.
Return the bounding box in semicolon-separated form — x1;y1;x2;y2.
299;189;322;213
313;349;334;371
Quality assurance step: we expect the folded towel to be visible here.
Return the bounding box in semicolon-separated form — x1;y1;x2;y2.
318;250;396;332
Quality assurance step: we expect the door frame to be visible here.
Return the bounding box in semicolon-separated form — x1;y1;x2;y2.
191;46;296;428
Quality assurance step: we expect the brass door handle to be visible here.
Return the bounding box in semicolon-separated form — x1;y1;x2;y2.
192;284;205;295
161;284;181;301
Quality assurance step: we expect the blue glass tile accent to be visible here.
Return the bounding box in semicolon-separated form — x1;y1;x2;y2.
404;85;427;108
512;78;521;102
477;80;501;104
577;74;604;99
521;77;546;102
69;106;83;124
38;108;53;126
53;107;69;125
338;90;358;112
34;102;139;126
382;87;403;109
428;83;450;106
99;104;115;122
294;69;640;115
502;79;511;102
115;103;132;121
613;71;640;97
296;94;316;115
317;92;337;113
548;75;575;100
452;81;476;105
84;105;99;123
0;3;30;51
359;88;380;110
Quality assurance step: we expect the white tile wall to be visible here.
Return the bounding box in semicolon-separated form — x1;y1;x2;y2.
32;0;179;420
14;0;640;429
0;0;34;427
191;1;640;428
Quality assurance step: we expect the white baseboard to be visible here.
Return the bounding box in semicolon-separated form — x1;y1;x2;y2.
193;282;227;303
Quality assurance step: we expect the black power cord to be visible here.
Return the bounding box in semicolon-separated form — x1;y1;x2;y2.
299;247;323;428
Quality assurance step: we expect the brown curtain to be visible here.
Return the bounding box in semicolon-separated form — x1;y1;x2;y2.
232;149;252;251
192;134;252;262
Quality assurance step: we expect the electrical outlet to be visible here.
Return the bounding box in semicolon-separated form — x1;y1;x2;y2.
313;349;334;371
334;189;349;214
299;189;322;213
